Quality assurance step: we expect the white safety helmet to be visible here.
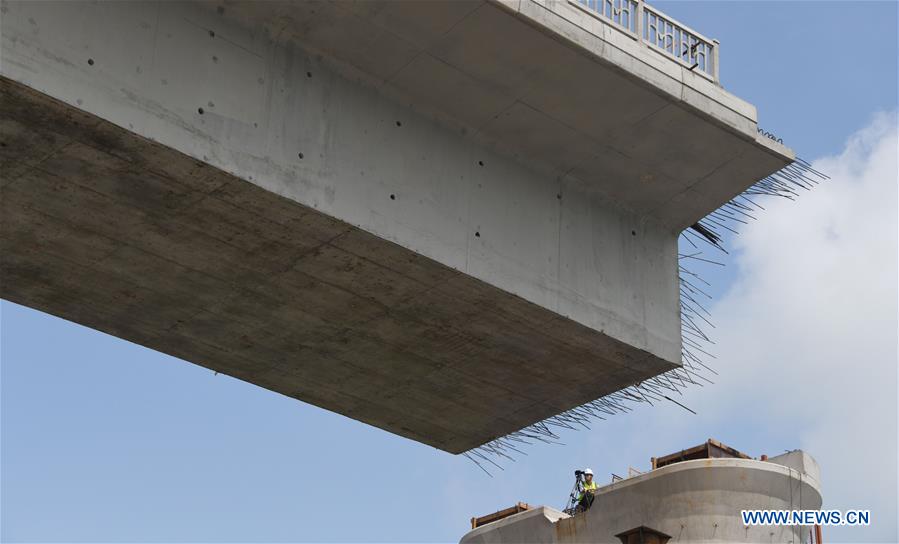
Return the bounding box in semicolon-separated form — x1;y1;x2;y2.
583;468;594;476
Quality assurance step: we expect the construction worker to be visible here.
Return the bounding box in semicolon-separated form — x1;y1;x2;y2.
577;468;597;512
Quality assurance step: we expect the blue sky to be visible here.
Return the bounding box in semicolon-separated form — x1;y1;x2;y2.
2;2;897;542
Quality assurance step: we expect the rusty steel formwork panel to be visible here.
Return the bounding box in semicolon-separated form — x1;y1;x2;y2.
651;438;752;470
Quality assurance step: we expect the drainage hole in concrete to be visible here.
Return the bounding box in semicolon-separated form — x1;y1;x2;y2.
390;194;396;200
87;58;94;66
478;160;484;166
396;121;402;127
198;107;205;115
475;231;481;238
298;152;304;159
209;30;215;37
631;230;637;236
307;71;312;78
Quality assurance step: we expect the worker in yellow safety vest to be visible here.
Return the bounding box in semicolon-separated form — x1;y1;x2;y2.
577;468;597;512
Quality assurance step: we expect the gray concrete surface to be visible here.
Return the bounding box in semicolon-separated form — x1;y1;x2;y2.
1;1;791;451
470;506;571;543
1;77;674;453
461;453;823;543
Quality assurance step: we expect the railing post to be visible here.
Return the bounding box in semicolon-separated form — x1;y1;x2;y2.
711;39;720;84
636;0;644;43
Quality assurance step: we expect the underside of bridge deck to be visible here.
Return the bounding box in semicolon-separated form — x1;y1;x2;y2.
0;0;792;453
1;77;674;453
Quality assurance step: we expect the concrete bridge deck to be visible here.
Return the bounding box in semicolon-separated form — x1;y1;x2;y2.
1;0;792;452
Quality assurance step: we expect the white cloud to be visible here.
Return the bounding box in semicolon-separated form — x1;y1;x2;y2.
703;112;898;542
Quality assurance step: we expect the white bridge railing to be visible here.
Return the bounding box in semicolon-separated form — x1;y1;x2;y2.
572;0;720;84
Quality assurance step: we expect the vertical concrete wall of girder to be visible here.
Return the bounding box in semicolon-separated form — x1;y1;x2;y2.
0;1;681;364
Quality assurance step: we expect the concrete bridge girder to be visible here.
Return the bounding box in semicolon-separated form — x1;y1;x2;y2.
0;0;791;452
